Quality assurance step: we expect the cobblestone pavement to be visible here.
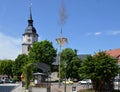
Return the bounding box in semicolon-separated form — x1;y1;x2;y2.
51;85;74;92
12;82;92;92
51;84;91;92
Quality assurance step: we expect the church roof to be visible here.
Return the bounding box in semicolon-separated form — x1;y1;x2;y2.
23;5;37;35
25;26;36;34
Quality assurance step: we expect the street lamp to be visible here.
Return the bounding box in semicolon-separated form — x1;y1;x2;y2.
64;61;67;92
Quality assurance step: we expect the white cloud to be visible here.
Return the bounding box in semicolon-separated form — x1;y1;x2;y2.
108;30;120;35
86;30;120;36
94;32;102;36
0;32;22;60
86;32;102;36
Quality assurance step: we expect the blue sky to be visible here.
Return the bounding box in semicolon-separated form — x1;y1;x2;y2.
0;0;120;59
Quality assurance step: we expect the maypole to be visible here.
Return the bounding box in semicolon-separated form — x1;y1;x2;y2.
56;0;68;88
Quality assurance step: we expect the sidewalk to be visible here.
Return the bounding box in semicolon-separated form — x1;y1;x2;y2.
11;83;87;92
51;84;85;92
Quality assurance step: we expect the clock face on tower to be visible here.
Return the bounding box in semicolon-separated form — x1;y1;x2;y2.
27;39;31;42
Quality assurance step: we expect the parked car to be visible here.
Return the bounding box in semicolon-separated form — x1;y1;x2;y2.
4;78;10;83
0;80;3;84
78;79;92;85
114;79;120;86
9;79;16;83
4;78;16;83
62;80;74;84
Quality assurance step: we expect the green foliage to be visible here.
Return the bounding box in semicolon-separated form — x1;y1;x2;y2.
79;51;119;91
68;56;82;79
0;59;14;77
12;54;28;80
93;52;119;81
29;40;57;70
60;48;76;62
60;48;81;80
79;55;94;79
12;76;19;81
23;63;33;89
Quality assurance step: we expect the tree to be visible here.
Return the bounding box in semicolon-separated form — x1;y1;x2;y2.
60;48;76;62
29;40;57;70
79;51;119;91
68;56;82;80
13;54;28;80
79;55;94;79
0;59;14;78
23;63;33;89
60;48;81;80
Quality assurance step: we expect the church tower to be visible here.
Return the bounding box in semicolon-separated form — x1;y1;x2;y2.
22;6;38;54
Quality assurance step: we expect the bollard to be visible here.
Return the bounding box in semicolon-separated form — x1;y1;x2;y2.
72;85;76;92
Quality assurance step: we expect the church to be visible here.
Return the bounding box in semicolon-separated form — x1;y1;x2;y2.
22;6;39;55
21;7;59;81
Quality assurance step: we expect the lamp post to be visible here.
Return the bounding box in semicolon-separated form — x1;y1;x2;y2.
64;62;67;92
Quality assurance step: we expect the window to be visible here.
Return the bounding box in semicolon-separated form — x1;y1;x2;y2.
28;45;31;51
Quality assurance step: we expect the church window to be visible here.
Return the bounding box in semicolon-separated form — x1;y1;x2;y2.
28;45;31;51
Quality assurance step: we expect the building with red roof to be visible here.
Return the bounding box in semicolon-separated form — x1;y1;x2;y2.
106;48;120;63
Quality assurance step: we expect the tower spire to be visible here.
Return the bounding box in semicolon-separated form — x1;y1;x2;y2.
22;3;38;55
29;3;32;20
28;3;33;26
